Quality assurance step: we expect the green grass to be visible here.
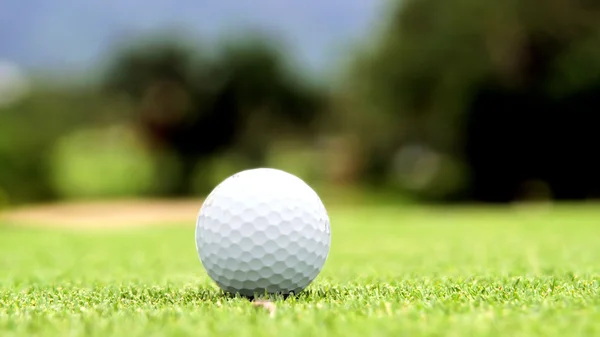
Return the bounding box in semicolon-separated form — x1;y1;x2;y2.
1;204;600;336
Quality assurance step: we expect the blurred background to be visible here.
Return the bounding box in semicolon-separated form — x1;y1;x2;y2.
2;0;600;211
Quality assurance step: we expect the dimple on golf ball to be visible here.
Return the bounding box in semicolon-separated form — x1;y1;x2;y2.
195;168;331;297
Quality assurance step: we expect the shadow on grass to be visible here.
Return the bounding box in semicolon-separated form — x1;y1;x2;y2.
114;284;341;306
220;290;302;302
173;287;335;302
219;286;341;302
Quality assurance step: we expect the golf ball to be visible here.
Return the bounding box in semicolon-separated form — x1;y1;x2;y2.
195;168;331;297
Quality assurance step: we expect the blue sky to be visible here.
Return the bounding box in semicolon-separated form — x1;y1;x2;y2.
0;0;384;77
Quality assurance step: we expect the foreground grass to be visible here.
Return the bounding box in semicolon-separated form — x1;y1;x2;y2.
1;204;599;336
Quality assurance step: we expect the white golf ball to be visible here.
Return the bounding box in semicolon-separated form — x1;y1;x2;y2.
195;168;331;297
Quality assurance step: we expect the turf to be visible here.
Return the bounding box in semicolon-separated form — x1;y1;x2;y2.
1;204;599;336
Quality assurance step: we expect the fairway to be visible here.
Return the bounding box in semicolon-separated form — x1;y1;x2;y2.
1;204;599;336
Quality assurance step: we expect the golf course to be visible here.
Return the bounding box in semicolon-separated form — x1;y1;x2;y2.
1;201;598;336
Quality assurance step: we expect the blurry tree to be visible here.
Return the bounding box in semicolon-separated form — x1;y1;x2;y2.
103;35;325;196
48;124;157;200
0;87;118;204
343;0;600;202
213;38;325;163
